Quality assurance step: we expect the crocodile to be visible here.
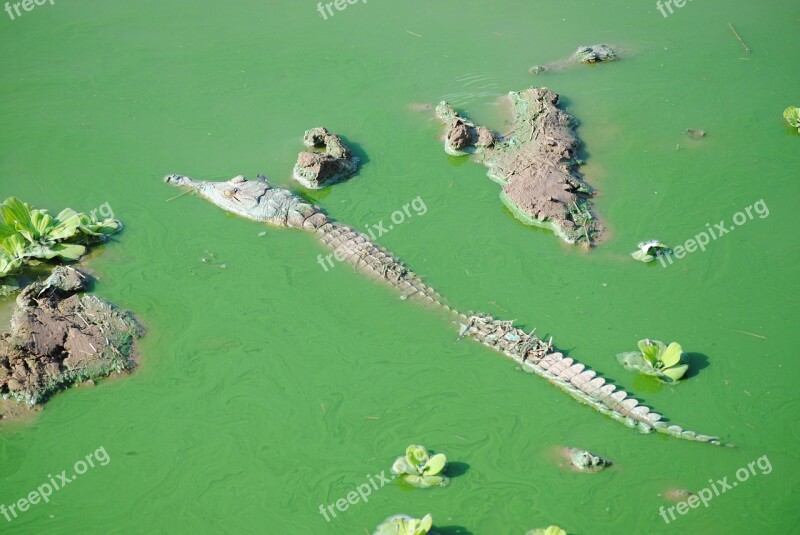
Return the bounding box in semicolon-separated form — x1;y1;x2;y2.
435;88;602;246
164;173;728;446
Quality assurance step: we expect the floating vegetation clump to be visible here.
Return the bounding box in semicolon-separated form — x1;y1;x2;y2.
616;339;689;384
0;197;121;280
527;526;567;535
631;240;671;263
374;514;433;535
391;445;449;488
784;106;800;132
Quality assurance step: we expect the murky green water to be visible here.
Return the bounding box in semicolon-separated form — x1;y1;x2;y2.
1;1;798;533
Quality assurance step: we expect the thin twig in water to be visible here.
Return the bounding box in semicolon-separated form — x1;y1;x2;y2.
733;329;766;340
166;189;193;202
728;23;751;54
406;30;423;38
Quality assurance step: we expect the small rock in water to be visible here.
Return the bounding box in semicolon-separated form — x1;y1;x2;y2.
685;128;706;139
662;488;695;501
567;447;612;472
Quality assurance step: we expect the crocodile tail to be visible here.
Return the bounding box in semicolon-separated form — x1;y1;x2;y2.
315;221;454;313
312;221;730;447
460;314;731;446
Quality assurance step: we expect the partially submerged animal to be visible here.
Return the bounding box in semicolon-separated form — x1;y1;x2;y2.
164;173;728;446
436;88;602;246
530;44;619;74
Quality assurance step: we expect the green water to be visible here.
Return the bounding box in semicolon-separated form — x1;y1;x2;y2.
1;1;798;533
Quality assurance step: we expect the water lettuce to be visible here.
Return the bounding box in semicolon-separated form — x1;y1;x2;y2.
527;526;567;535
784;106;800;132
631;240;670;263
616;339;688;384
374;514;433;535
391;445;449;488
0;197;120;279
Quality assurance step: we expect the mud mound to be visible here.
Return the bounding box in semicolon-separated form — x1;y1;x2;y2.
292;127;360;189
0;267;142;417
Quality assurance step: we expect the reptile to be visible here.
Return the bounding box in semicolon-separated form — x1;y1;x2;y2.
164;173;728;446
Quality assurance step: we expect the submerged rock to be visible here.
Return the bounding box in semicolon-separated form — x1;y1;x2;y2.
662;488;696;502
0;266;142;417
685;128;706;139
436;87;602;245
292;127;360;189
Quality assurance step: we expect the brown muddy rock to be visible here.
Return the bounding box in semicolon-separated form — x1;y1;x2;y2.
0;267;142;418
436;87;601;245
293;127;360;189
447;119;474;151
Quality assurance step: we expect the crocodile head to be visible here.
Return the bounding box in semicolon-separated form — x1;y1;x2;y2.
164;174;329;230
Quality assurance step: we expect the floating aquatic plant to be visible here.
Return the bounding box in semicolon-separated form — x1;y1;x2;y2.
784;106;800;132
391;445;449;488
616;339;688;384
630;240;670;263
0;197;121;279
373;514;433;535
527;526;567;535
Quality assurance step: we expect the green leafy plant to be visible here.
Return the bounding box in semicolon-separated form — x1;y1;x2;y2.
631;240;670;263
784;106;800;132
527;526;567;535
391;445;449;488
374;514;433;535
0;197;120;279
616;339;689;384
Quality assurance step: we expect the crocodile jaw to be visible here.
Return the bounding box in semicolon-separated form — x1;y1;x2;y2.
164;174;275;222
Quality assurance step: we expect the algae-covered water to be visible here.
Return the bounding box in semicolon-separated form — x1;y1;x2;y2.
1;1;799;533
